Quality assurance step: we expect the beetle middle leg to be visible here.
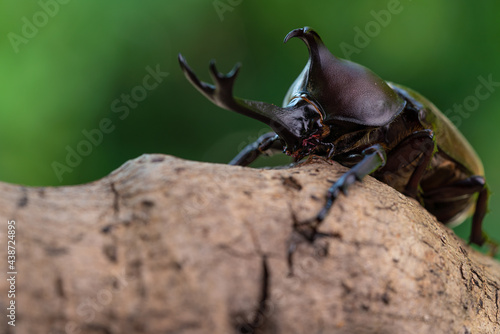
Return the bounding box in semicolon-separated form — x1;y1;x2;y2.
315;144;387;223
287;144;387;273
229;132;282;166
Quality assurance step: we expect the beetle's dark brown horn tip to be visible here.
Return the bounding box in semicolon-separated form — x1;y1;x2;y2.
284;28;304;43
178;53;188;70
208;59;222;78
228;63;241;78
284;26;320;44
178;53;197;79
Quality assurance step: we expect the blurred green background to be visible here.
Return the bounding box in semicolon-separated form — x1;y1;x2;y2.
1;0;499;249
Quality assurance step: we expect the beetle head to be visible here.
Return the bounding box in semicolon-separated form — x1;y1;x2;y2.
179;27;405;159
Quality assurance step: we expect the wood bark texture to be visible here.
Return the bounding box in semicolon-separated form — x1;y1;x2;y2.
1;154;500;334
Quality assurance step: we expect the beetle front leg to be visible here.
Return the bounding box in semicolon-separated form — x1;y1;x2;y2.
229;132;282;166
316;144;387;223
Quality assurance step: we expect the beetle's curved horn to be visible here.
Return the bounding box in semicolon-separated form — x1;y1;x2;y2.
284;26;325;71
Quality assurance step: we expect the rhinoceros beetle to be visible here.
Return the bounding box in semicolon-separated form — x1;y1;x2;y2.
179;26;493;250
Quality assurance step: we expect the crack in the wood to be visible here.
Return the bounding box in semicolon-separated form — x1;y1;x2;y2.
471;268;485;284
496;289;500;322
55;276;65;298
236;255;272;334
110;182;120;215
281;175;303;191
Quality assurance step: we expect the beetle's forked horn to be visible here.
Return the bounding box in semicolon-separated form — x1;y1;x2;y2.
178;53;301;146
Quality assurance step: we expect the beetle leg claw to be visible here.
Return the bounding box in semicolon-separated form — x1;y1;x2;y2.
314;144;387;226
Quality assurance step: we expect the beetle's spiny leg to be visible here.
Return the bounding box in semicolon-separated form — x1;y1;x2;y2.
287;209;335;276
229;132;281;166
315;144;387;225
403;130;435;198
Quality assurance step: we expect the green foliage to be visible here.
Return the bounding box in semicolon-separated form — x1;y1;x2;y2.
1;0;500;245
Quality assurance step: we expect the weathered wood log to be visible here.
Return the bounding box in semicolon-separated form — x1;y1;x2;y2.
1;154;500;334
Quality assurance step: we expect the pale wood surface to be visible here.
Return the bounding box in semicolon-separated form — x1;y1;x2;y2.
1;154;499;334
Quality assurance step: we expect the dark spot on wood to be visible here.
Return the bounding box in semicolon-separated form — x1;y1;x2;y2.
18;196;28;207
459;246;468;257
175;167;186;173
55;276;65;298
110;182;119;214
282;176;302;191
361;303;370;311
381;292;390;304
129;259;143;271
18;188;28;208
314;242;329;257
310;194;321;201
45;247;68;256
142;200;155;208
151;156;165;163
341;281;353;294
101;225;113;233
460;263;467;281
103;244;117;262
172;261;182;270
243;190;252;197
